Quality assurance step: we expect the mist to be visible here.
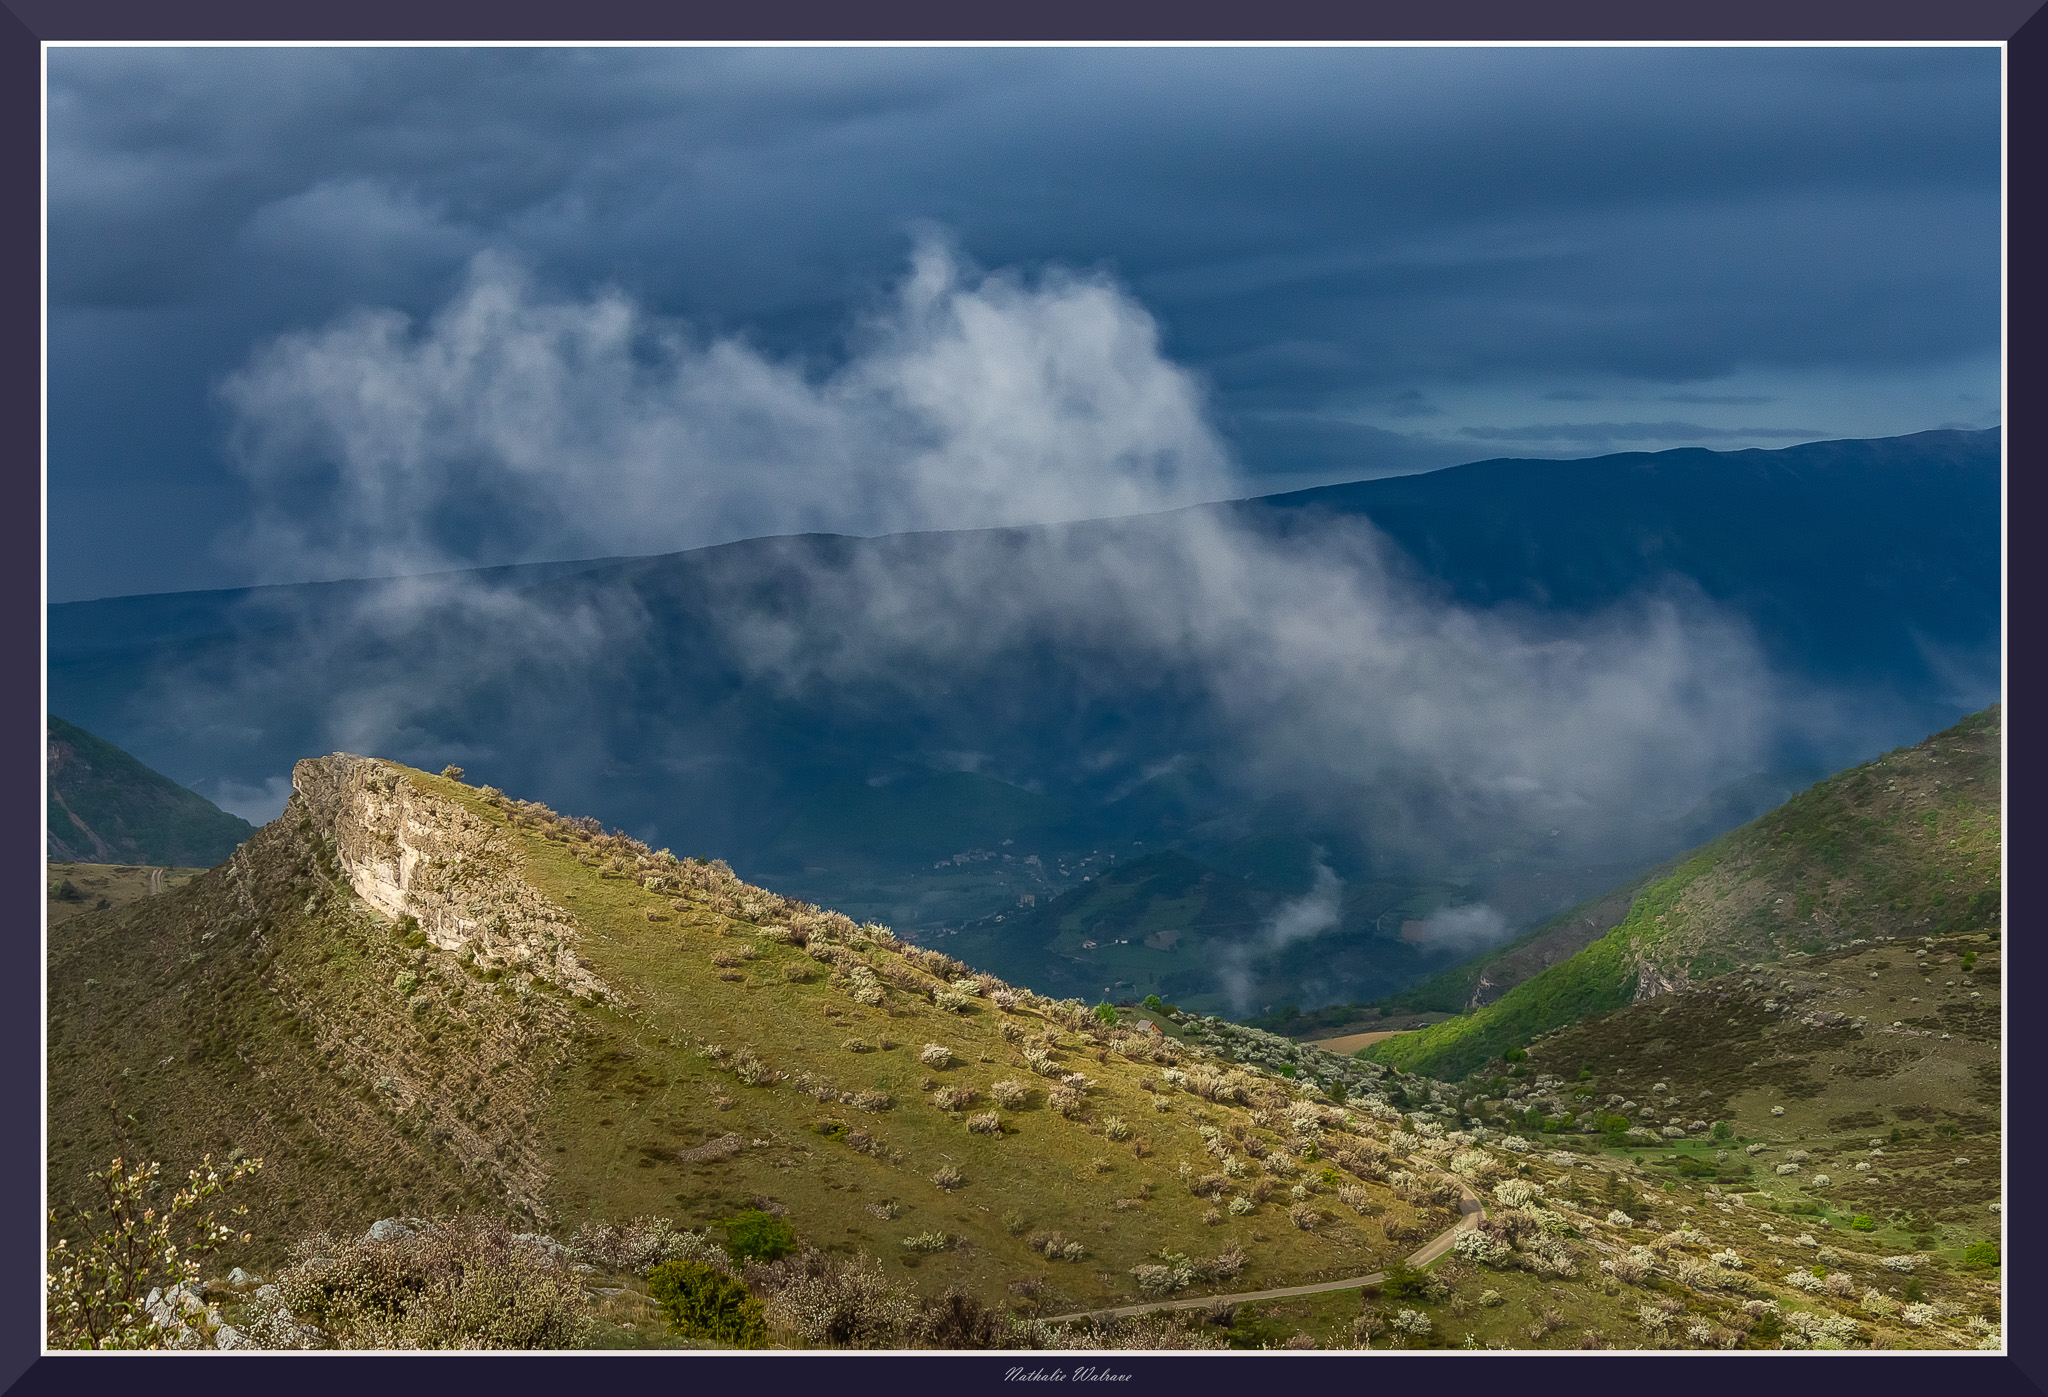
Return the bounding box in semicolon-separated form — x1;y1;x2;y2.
1215;861;1345;1015
139;234;1859;923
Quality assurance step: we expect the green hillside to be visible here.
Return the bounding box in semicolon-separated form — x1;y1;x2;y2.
1363;706;2000;1081
48;751;2003;1350
47;715;255;867
48;757;1449;1316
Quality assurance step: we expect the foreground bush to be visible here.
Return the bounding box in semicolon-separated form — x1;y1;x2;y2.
647;1260;767;1347
274;1216;592;1349
46;1154;262;1350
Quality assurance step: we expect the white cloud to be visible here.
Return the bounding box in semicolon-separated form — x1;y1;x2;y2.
218;233;1233;583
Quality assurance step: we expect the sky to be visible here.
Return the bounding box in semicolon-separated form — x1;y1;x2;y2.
46;45;2002;602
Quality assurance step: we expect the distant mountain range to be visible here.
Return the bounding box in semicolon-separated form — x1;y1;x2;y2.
46;715;254;866
47;429;1999;1013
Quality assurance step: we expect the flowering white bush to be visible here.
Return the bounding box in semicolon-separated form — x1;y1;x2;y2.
1783;1270;1824;1293
1449;1149;1497;1181
1775;1164;1799;1176
1880;1254;1922;1273
1770;1106;1785;1116
1453;1229;1514;1266
1791;1233;1817;1248
1607;1209;1634;1226
918;1043;953;1069
1495;1179;1544;1209
1667;1228;1708;1247
1498;1135;1532;1154
1854;1162;1871;1172
1228;1196;1255;1217
1392;1309;1432;1337
1810;1174;1831;1188
1900;1303;1937;1327
989;1080;1028;1108
1710;1250;1744;1269
1785;1309;1860;1345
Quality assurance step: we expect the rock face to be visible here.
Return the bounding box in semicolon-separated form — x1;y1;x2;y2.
291;754;613;1002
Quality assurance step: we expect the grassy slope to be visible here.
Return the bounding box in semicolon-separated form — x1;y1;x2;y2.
50;759;2001;1349
47;862;208;929
49;764;1446;1314
1364;706;2000;1081
47;716;256;866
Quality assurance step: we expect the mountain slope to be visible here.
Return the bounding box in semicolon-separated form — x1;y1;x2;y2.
49;754;2002;1349
46;715;255;866
1363;705;2000;1081
48;756;1456;1315
47;430;1999;1008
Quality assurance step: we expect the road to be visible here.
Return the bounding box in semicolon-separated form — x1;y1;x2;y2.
1043;1174;1487;1325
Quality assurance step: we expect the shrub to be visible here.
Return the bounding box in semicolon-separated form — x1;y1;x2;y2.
990;1080;1029;1108
1288;1203;1320;1230
46;1154;262;1350
569;1217;732;1276
275;1216;591;1349
1228;1197;1255;1217
721;1210;797;1265
931;1165;965;1191
761;1251;921;1349
919;1044;954;1070
1103;1116;1133;1142
1049;1086;1083;1117
1849;1215;1875;1231
648;1260;767;1347
1393;1308;1432;1337
1453;1229;1513;1266
967;1113;1003;1136
901;1231;952;1254
931;1086;979;1112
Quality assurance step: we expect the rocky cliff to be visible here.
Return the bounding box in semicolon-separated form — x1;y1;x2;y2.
291;753;613;1003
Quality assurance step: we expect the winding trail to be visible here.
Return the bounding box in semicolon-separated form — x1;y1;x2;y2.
1043;1175;1487;1325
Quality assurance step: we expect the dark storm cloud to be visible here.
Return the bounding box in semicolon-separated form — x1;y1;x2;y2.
46;45;2000;598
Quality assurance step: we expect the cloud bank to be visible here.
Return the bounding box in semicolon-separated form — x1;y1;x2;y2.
190;239;1795;931
219;236;1233;581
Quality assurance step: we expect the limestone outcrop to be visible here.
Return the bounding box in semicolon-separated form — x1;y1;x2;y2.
290;753;614;1002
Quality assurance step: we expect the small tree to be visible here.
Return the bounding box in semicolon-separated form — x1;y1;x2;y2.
1094;1002;1120;1027
721;1209;797;1264
46;1154;261;1350
648;1260;767;1347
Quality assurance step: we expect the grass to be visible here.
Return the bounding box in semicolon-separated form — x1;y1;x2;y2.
47;861;208;929
49;750;2001;1348
1362;707;1999;1080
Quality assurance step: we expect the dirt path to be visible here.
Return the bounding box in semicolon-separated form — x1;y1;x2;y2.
1043;1176;1486;1325
149;867;164;895
1304;1029;1411;1055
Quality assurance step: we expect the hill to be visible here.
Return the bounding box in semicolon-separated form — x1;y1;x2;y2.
47;755;1452;1315
46;430;2000;1018
46;716;256;866
1361;706;2000;1082
47;754;2001;1349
